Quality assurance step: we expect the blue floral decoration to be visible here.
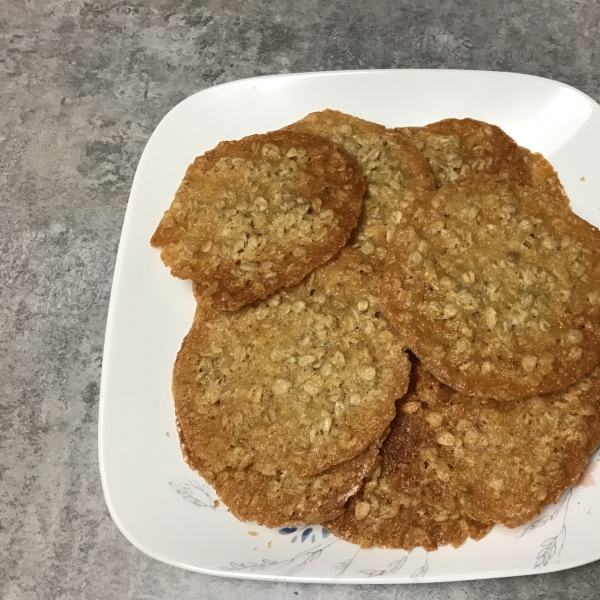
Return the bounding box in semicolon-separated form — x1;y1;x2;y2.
278;525;330;544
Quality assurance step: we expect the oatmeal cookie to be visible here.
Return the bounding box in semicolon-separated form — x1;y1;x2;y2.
325;462;492;550
151;130;365;310
384;364;600;527
383;174;600;400
398;119;570;207
178;423;383;528
520;146;570;209
397;118;530;188
175;249;410;478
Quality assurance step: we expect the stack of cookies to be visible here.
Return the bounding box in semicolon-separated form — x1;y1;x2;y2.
151;110;600;551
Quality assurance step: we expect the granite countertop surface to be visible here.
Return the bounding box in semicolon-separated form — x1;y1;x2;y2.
2;1;600;598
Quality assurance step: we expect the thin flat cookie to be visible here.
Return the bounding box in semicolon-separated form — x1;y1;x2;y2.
384;364;600;528
178;422;382;528
520;146;570;209
287;110;434;270
325;463;492;550
383;173;600;400
398;119;570;207
397;118;530;188
151;130;366;310
175;248;410;479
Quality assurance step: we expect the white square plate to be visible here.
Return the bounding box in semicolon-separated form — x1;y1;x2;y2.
99;69;600;583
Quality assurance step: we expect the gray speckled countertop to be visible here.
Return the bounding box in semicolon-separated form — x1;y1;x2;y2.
2;1;600;598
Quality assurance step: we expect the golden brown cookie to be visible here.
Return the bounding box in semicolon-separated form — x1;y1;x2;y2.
151;130;366;310
383;174;600;400
520;147;570;209
384;364;600;528
398;119;570;207
397;118;530;188
288;110;434;270
325;463;492;550
178;423;382;528
175;248;410;479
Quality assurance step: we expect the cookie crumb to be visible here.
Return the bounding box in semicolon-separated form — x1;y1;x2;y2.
248;530;258;536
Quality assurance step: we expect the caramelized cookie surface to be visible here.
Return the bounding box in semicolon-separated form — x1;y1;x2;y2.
383;174;600;400
179;424;382;528
151;130;365;310
325;463;492;550
520;147;570;209
175;249;411;479
399;119;570;206
384;364;600;527
398;118;530;188
289;110;434;270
